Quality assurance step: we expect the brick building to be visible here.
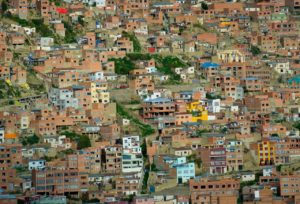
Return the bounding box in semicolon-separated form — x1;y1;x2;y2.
189;178;240;204
32;167;88;195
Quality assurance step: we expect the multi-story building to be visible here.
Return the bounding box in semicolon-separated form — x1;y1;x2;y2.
280;174;300;197
240;78;262;92
174;162;195;184
186;101;208;121
32;168;88;195
51;70;85;89
153;155;195;184
256;35;279;53
116;173;140;196
0;144;22;167
10;0;28;19
115;37;134;53
199;146;227;175
189;178;240;204
122;135;141;154
212;75;243;100
36;0;50;17
244;95;271;113
220;63;247;79
269;61;291;75
49;88;79;110
122;153;143;174
201;62;220;79
103;145;122;173
226;140;244;172
67;147;102;174
129;70;155;96
142;98;175;122
0;144;22;191
255;138;276;166
121;136;143;175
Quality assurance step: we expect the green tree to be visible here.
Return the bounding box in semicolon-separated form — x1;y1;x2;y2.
61;131;91;150
1;0;8;13
141;164;150;194
8;100;14;105
109;57;135;74
116;103;155;137
250;45;261;56
22;134;40;146
78;134;91;149
27;134;39;145
294;122;300;131
78;16;84;26
206;92;221;99
122;31;142;52
195;129;209;137
201;2;208;10
151;163;159;171
63;21;77;43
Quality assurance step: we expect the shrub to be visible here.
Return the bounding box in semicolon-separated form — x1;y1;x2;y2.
250;45;261;56
61;131;91;149
122;31;142;52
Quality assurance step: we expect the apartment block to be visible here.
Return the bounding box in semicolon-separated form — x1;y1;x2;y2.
32;168;88;195
142;98;175;122
116;173;140;196
0;144;22;191
199;146;227;175
103;145;122;173
189;178;240;204
226;140;243;172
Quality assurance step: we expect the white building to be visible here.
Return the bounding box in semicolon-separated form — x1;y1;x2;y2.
49;88;79;110
40;37;54;50
43;135;72;149
241;172;255;182
144;91;162;101
269;61;291;74
122;135;141;154
122;135;143;174
122;153;143;174
23;27;36;35
89;71;104;81
206;99;221;113
28;160;45;170
186;67;195;74
263;166;274;176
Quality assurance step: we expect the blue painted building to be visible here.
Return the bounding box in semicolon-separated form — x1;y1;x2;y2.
167;156;195;184
174;162;195;184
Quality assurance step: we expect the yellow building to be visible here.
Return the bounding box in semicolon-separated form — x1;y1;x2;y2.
98;91;110;104
219;18;232;27
186;101;208;122
90;82;110;104
257;139;276;166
